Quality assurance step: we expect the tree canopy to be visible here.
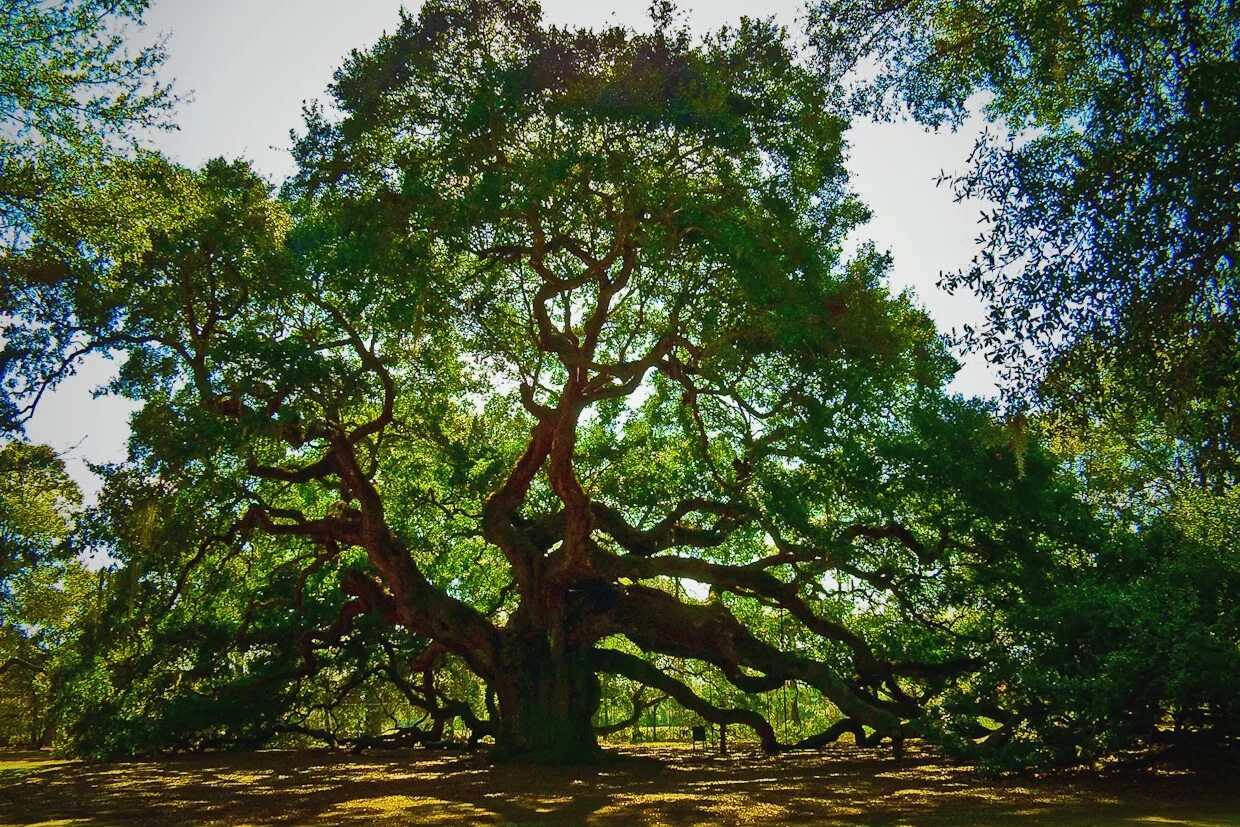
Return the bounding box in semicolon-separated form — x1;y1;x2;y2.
3;0;1061;761
2;0;1237;770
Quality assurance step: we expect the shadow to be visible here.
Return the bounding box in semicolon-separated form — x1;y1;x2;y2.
2;742;1239;826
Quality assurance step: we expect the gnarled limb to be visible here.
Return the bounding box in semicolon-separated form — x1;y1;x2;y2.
593;648;779;752
594;683;666;737
590;499;753;557
789;718;879;750
607;584;911;739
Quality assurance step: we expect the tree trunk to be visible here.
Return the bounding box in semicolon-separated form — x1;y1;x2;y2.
490;635;601;763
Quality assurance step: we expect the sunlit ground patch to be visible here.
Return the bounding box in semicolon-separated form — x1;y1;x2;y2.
0;755;71;786
324;794;495;824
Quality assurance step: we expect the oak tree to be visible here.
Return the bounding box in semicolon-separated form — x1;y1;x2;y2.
6;1;1090;761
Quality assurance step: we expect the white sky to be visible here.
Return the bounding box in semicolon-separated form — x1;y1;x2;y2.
24;0;997;498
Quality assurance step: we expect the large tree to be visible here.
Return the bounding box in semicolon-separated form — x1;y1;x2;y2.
5;0;1091;762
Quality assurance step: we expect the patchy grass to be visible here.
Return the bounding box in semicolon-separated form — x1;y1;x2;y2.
1;742;1237;826
0;755;72;787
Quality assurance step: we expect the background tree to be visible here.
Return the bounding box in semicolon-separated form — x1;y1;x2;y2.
0;0;172;396
804;0;1240;767
926;414;1240;770
0;441;86;746
0;0;171;230
808;0;1240;486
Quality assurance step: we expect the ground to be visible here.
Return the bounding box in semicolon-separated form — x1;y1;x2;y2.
1;742;1237;826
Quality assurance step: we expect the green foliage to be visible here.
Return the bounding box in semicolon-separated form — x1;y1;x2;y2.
0;0;173;307
806;0;1240;766
809;0;1240;485
0;441;85;746
920;409;1240;770
0;441;80;582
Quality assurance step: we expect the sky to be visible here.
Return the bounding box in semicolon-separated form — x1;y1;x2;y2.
24;0;997;499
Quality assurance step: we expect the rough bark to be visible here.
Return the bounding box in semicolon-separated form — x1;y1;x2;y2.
491;634;602;763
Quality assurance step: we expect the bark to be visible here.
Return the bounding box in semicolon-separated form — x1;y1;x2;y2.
490;634;603;763
607;584;911;739
593;648;780;752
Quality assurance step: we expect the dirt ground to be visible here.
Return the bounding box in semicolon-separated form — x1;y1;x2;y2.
1;741;1238;826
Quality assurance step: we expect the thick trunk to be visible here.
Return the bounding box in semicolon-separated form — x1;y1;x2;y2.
491;636;601;763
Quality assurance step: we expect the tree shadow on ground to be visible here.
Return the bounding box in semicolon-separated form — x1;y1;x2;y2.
2;743;1238;826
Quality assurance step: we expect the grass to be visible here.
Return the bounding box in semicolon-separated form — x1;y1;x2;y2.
1;741;1237;826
